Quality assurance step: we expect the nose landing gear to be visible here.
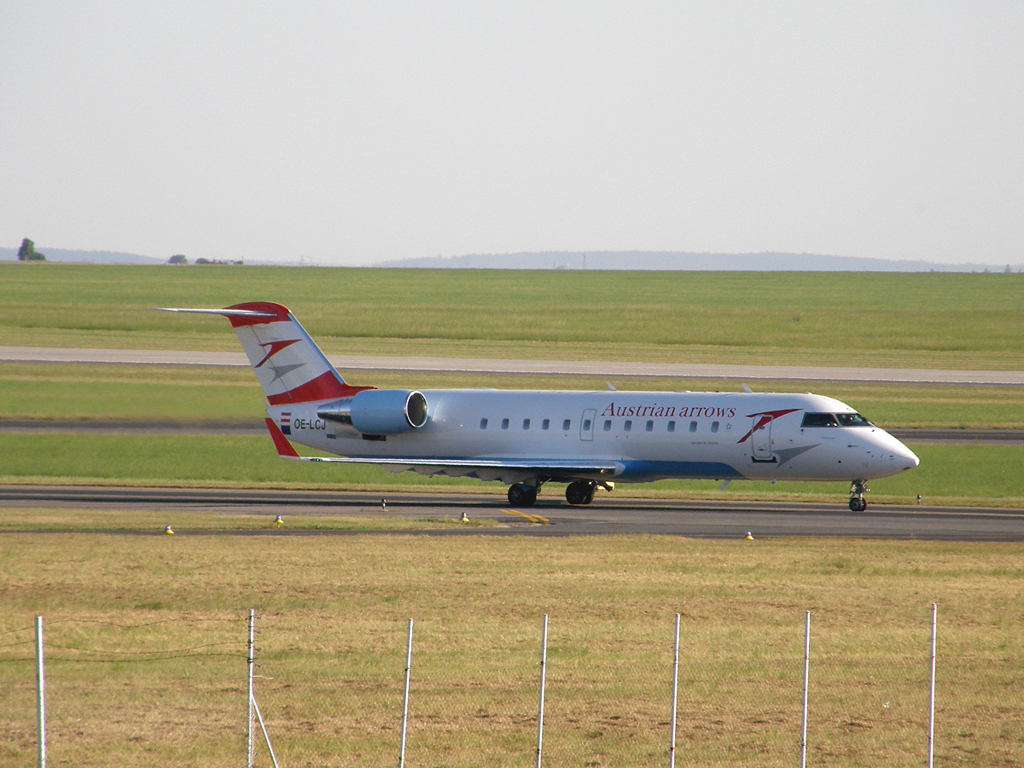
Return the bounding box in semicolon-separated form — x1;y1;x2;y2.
849;481;868;512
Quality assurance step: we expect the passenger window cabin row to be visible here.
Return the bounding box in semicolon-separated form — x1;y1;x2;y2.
475;411;873;434
478;418;723;434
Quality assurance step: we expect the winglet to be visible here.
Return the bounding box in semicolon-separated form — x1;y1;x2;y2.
265;418;301;458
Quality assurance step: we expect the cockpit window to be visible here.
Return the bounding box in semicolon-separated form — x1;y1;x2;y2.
836;412;872;427
802;412;873;428
801;412;839;428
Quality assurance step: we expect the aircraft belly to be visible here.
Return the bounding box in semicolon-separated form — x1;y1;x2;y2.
616;461;745;481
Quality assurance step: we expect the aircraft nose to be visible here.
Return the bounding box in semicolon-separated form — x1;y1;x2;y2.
867;432;920;475
897;444;920;471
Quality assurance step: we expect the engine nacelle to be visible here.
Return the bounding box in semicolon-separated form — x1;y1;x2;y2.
317;390;428;435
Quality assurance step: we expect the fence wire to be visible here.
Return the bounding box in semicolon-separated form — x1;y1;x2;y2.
2;608;1021;767
1;616;243;767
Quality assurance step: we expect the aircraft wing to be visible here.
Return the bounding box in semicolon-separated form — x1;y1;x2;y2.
264;419;621;483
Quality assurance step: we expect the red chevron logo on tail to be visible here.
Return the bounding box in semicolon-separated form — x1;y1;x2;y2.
255;339;301;368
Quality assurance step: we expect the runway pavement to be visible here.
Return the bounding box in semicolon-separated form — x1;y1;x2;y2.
3;346;1023;385
2;485;1021;541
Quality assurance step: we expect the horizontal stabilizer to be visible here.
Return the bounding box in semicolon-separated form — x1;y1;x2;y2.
155;307;277;318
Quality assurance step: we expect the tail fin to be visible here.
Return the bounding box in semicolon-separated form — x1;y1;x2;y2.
158;302;368;405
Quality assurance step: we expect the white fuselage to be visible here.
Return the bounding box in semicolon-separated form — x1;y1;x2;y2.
269;389;919;485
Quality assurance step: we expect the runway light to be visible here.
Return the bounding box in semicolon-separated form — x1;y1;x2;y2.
460;512;469;523
745;531;754;541
274;515;284;527
164;525;174;535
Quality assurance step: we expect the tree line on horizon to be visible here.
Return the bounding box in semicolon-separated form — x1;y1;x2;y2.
167;254;243;265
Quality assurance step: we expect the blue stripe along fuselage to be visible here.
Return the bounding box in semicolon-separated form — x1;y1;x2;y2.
614;460;745;481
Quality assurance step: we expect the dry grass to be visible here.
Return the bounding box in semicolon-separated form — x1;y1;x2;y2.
1;532;1021;766
0;506;498;532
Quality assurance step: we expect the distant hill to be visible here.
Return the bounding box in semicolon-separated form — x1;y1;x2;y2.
3;246;1020;272
374;251;1022;273
0;247;163;265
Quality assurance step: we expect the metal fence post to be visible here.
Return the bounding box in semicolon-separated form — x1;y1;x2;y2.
399;618;414;768
536;614;548;768
928;604;937;768
251;692;281;768
669;613;680;768
801;611;810;768
247;609;255;768
36;615;45;768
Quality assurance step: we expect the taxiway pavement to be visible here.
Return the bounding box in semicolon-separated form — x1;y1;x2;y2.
3;486;1021;541
3;346;1023;385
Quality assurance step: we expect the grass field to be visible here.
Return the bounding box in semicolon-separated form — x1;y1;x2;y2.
2;533;1021;767
3;263;1023;369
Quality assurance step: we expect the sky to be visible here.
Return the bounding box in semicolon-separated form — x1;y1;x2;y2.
1;2;1021;266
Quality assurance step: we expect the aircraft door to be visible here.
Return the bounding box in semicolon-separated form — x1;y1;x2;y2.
751;416;774;461
580;409;596;442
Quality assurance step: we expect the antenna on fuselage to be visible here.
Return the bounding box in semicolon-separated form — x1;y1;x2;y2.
606;382;617;391
741;383;754;394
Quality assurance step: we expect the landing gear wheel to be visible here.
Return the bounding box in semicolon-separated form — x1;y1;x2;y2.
565;481;596;506
508;484;537;507
848;480;868;512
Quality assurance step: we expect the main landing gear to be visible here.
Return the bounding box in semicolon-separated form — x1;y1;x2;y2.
506;480;599;507
565;481;596;506
507;484;538;507
849;481;869;512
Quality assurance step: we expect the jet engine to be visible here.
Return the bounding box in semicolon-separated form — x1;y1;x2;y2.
317;390;428;435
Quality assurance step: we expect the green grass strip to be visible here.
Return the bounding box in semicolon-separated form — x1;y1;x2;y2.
5;363;1024;428
1;433;1021;506
3;264;1023;369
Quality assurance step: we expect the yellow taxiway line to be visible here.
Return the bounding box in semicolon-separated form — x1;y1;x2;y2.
501;509;550;524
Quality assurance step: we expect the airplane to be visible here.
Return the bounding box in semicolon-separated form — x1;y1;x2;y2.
157;301;919;511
